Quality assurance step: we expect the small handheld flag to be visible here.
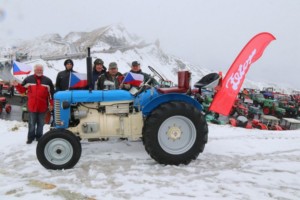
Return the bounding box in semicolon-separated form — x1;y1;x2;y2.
123;72;144;87
13;61;32;75
69;72;88;88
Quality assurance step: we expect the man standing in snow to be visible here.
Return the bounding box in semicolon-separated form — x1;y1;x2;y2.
55;59;75;92
12;64;54;144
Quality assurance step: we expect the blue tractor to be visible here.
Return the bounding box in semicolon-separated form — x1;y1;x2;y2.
36;49;218;170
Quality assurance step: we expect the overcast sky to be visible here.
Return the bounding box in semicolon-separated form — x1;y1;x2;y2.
0;0;299;89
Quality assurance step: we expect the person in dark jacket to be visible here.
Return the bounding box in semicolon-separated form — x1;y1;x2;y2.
55;59;74;92
92;58;106;89
13;64;54;144
97;62;123;90
121;61;158;90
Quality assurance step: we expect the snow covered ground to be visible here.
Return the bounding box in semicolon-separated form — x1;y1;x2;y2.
0;119;300;200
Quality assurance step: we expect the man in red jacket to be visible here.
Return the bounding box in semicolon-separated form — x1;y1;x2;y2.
13;64;54;144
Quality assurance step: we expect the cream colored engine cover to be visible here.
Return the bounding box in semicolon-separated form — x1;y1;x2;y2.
68;102;143;141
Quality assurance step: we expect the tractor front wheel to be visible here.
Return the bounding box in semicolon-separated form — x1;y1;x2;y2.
142;101;208;165
36;129;82;170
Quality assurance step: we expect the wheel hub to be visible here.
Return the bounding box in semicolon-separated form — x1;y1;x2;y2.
44;138;73;165
167;125;182;141
56;148;62;154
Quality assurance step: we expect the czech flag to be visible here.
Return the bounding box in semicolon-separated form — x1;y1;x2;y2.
69;72;87;88
13;61;32;75
123;72;144;87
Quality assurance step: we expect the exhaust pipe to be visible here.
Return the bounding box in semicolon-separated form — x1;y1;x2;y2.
86;47;93;92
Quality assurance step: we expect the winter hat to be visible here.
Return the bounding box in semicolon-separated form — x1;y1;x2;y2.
64;59;74;66
132;61;140;66
94;58;104;65
109;62;118;69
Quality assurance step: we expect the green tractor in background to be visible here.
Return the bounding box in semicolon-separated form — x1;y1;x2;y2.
262;99;286;118
250;93;265;107
278;100;298;118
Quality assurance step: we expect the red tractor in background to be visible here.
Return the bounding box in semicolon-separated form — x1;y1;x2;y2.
0;80;12;114
0;96;12;114
229;99;249;117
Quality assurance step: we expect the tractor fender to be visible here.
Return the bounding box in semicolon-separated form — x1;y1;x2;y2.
141;93;203;116
245;122;253;129
229;118;237;127
272;125;283;131
258;123;268;130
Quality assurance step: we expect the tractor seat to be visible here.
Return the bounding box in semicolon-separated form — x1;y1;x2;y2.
157;87;188;94
157;71;191;94
194;73;220;90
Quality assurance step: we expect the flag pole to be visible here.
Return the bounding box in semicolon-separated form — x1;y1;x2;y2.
68;72;71;90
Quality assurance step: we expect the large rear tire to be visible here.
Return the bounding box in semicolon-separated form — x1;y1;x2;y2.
142;102;208;165
36;129;82;170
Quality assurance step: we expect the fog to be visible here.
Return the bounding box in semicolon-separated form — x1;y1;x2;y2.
1;0;299;89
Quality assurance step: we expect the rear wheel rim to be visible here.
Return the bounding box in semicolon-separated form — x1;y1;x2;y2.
158;116;196;155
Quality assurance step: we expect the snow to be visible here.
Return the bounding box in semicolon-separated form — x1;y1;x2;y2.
0;119;300;200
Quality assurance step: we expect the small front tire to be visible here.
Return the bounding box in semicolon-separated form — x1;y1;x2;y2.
36;129;82;170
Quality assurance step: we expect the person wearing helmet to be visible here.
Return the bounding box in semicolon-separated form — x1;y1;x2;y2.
92;58;106;89
55;59;75;92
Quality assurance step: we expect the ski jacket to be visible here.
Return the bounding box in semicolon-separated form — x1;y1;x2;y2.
92;66;107;89
55;69;74;92
16;74;54;113
97;72;123;90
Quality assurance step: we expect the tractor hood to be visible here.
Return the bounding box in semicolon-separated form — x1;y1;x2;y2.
54;90;134;103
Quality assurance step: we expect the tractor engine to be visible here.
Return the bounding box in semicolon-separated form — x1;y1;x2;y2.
54;90;144;141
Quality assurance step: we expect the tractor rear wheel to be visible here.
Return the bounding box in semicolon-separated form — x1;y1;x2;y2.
36;129;81;170
142;101;208;165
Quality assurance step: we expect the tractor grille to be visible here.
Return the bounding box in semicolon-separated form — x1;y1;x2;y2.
54;100;61;125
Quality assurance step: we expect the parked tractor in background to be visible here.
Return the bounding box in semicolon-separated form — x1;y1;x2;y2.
0;97;11;114
262;99;285;118
36;48;218;170
259;115;282;130
247;105;262;119
250;93;265;107
280;118;300;130
159;80;174;88
261;87;275;99
278;100;298;118
251;115;282;130
229;99;248;117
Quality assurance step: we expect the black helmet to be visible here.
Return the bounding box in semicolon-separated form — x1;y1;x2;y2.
131;61;140;66
94;58;104;65
64;59;74;66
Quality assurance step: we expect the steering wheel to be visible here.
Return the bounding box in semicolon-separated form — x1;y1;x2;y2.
148;66;165;81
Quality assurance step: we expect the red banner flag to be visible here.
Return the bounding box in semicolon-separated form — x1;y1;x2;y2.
209;32;276;116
